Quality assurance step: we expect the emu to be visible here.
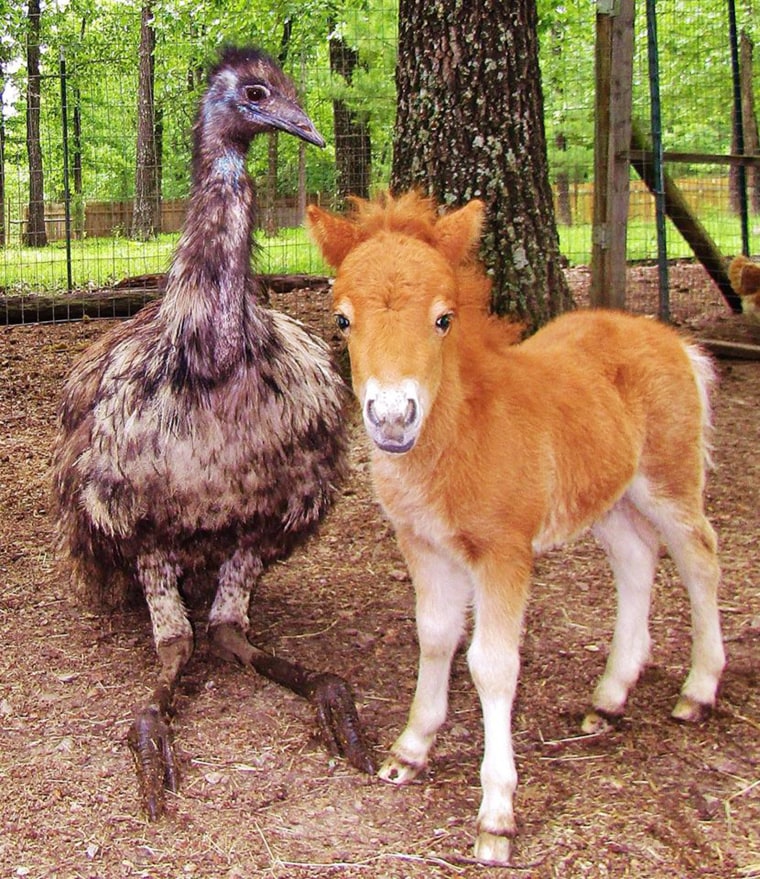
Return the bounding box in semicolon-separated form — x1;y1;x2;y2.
307;191;725;865
51;47;373;821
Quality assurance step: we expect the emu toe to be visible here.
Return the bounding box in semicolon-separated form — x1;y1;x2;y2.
304;671;377;774
127;705;178;821
209;622;376;774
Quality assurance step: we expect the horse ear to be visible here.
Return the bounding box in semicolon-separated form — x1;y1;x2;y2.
435;199;486;265
306;205;364;268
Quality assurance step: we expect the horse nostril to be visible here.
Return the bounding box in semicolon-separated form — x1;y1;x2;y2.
404;399;417;426
366;399;381;427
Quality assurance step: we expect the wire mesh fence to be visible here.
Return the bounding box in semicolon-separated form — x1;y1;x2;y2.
1;1;758;325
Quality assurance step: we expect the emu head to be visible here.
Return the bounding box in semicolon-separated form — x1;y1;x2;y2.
200;46;325;150
307;193;487;455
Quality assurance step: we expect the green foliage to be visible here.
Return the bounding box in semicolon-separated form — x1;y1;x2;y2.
1;0;758;285
0;225;328;292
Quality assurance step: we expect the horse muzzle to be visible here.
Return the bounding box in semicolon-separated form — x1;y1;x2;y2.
361;378;423;454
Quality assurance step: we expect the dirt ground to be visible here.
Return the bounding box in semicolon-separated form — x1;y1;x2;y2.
0;266;758;879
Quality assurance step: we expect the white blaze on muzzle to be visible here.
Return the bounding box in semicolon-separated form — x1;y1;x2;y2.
362;377;424;454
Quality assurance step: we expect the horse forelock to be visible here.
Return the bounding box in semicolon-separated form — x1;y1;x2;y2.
348;192;444;251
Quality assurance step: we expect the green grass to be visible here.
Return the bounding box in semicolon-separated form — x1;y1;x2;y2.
2;212;757;294
0;226;330;294
560;213;759;266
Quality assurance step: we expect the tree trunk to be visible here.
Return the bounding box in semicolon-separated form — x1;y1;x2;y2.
263;132;280;236
391;0;571;328
70;17;86;238
740;31;760;215
329;28;371;203
71;93;84;237
262;20;294;236
131;3;160;240
0;67;6;246
23;0;47;248
555;133;572;226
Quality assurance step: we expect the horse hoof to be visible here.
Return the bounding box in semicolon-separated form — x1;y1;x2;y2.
474;830;512;866
672;695;711;723
581;708;624;735
378;755;423;785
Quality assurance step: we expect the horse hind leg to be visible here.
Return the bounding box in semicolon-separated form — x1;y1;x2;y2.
627;473;725;722
659;511;724;721
583;501;660;734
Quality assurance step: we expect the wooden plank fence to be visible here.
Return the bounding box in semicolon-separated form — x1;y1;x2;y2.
15;179;734;243
556;176;735;225
19;195;312;242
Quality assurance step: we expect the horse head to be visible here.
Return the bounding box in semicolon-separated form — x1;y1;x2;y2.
307;192;488;454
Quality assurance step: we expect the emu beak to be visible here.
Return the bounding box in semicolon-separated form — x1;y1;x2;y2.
269;98;326;148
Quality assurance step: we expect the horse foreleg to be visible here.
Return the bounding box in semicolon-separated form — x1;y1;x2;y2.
379;533;472;784
468;550;530;866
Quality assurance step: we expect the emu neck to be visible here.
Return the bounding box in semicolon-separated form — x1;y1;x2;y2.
162;132;259;384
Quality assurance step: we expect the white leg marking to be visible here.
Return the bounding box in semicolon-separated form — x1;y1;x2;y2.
586;501;659;727
379;537;472;784
468;558;528;866
630;479;724;718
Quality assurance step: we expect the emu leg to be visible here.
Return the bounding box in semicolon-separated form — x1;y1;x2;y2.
127;637;192;820
209;623;376;774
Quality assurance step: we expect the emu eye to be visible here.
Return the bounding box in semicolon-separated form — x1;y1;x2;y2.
334;313;351;333
245;84;270;103
435;312;454;335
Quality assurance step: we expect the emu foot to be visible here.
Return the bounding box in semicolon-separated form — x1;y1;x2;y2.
301;671;376;774
127;704;178;821
209;623;376;774
127;638;191;820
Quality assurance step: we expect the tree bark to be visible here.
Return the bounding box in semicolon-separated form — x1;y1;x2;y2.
329;28;371;202
391;0;572;328
0;67;6;246
131;3;160;240
23;0;47;248
739;31;760;214
262;20;294;236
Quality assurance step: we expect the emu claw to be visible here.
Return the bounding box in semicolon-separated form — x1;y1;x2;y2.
305;672;377;774
127;706;178;821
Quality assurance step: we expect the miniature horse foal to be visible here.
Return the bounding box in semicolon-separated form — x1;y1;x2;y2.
307;192;724;865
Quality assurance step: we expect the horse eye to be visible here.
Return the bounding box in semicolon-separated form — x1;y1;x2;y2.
335;313;351;333
245;84;269;103
435;313;453;334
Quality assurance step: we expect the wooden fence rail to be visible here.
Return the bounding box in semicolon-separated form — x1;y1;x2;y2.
11;178;739;244
18;195;313;243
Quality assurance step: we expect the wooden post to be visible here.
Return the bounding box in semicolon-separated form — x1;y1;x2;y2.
629;121;743;313
590;0;635;309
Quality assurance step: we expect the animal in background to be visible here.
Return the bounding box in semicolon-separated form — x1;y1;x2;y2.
51;46;374;821
728;254;760;322
307;191;724;865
